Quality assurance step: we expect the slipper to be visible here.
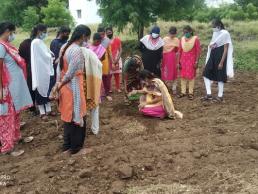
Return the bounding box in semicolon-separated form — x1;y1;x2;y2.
188;94;194;100
23;136;34;143
177;93;186;98
106;96;113;101
10;150;25;157
40;115;48;121
213;96;224;103
201;95;213;101
47;111;57;117
20;122;26;128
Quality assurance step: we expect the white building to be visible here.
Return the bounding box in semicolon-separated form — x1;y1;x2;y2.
68;0;102;25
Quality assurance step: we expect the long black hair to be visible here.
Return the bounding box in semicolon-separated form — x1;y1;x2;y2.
59;25;91;70
212;18;225;29
30;24;47;39
0;22;15;36
56;26;71;38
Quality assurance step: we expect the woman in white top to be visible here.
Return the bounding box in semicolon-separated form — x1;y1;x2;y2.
31;24;55;120
202;19;234;102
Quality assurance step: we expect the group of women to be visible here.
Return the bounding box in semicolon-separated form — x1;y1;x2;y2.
0;18;234;156
124;18;233;118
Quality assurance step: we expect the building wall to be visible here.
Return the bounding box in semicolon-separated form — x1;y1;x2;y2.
68;0;102;25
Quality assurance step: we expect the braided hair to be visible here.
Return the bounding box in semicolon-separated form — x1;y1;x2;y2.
59;25;91;70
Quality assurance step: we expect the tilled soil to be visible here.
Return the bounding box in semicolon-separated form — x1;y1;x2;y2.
1;71;258;194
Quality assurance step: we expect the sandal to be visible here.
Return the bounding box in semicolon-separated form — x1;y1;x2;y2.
11;150;25;157
201;95;213;101
213;96;224;103
177;93;186;98
106;96;113;101
40;115;48;121
47;111;57;117
188;94;194;100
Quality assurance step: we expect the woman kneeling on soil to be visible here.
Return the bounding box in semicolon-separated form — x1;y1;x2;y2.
123;55;144;103
128;70;183;119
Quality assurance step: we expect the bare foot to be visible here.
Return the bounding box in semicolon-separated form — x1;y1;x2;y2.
72;148;93;156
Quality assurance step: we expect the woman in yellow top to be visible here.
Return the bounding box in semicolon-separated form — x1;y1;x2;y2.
97;27;113;101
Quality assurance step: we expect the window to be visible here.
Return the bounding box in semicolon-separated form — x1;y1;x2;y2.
77;9;82;19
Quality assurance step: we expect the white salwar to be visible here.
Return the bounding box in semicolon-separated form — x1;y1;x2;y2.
31;38;54;97
204;29;234;98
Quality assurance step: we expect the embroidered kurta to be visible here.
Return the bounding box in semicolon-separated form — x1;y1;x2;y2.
179;36;201;80
162;36;180;81
0;43;32;153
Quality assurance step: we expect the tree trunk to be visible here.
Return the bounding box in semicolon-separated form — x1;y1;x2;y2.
138;23;144;41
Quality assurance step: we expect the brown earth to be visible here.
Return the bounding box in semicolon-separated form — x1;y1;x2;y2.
1;71;258;194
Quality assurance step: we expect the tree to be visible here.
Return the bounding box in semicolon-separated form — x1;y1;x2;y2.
41;0;74;27
0;0;68;26
235;0;258;7
96;0;205;40
22;7;40;32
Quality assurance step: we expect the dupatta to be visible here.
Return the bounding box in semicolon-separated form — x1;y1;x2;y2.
0;40;27;88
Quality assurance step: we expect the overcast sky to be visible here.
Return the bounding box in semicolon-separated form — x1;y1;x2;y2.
206;0;234;7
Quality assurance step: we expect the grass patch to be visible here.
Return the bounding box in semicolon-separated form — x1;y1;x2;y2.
12;20;258;71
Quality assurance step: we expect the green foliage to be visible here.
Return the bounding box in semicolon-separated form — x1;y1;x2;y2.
96;0;205;39
22;7;40;32
194;3;258;22
41;0;74;27
235;0;258;7
0;0;68;26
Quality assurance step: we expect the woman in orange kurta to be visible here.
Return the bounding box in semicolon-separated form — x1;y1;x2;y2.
54;25;91;155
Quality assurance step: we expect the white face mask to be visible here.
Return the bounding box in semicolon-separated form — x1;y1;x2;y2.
212;27;220;33
39;33;48;40
8;33;15;42
151;33;159;39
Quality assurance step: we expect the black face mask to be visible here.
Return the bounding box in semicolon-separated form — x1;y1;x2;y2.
107;34;113;39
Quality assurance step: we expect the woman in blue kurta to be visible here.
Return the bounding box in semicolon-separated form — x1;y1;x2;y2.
0;22;32;155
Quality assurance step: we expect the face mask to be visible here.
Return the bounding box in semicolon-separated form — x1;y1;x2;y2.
151;33;159;39
184;32;191;39
39;33;47;40
107;34;113;39
212;27;220;32
8;33;15;42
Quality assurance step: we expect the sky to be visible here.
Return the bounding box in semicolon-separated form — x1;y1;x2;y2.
206;0;235;7
72;0;235;24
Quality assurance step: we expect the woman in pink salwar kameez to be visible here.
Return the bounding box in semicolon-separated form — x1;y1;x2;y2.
178;25;201;100
162;27;180;94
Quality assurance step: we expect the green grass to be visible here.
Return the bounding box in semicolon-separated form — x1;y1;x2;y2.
13;20;258;71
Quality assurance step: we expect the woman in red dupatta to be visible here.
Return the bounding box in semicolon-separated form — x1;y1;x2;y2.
0;22;32;156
